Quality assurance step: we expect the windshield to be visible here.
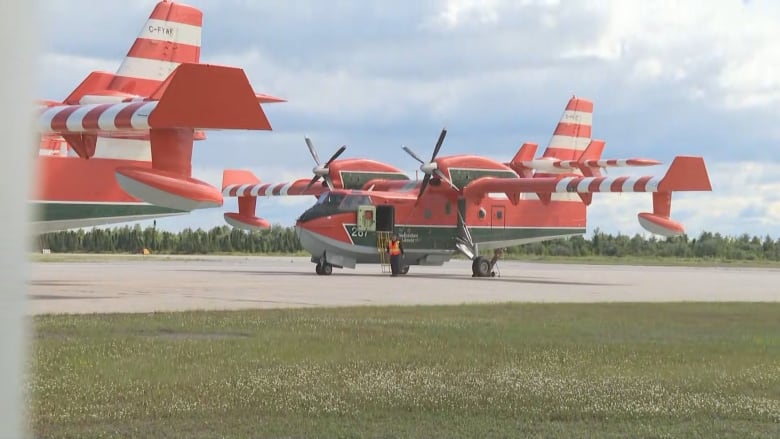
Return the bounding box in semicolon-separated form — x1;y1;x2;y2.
298;192;372;223
315;192;345;207
339;194;372;211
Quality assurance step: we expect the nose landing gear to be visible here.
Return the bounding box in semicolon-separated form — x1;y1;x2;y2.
471;248;503;277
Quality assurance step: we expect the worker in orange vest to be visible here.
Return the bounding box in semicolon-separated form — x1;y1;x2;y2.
386;234;404;276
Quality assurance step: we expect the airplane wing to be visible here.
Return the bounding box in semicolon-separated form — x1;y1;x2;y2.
220;170;329;230
462;156;712;237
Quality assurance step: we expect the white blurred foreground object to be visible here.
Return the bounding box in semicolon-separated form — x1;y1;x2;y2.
0;1;35;437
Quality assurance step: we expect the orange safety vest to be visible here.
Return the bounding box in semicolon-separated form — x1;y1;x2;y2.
388;240;401;256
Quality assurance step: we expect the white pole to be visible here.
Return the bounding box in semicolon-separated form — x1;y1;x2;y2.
0;1;35;437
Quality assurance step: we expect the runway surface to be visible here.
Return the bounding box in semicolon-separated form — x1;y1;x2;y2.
27;255;780;315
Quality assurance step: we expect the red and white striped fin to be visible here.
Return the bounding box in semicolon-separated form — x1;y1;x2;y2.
109;1;203;97
541;96;593;163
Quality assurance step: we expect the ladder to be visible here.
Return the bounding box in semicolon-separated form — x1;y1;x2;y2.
376;231;393;273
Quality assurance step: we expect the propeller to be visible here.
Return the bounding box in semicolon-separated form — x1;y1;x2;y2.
304;137;346;191
402;128;458;201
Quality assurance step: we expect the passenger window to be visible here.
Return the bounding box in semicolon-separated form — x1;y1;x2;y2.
445;202;451;215
496;211;503;219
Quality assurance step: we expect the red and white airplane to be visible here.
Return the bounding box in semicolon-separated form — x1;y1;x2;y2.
221;96;712;277
33;0;283;233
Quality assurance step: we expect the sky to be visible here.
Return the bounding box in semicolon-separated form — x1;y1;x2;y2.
34;0;780;238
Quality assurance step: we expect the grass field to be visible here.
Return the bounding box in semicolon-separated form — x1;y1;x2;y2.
28;303;780;438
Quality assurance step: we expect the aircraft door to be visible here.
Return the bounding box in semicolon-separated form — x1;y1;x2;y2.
376;205;395;232
491;205;505;229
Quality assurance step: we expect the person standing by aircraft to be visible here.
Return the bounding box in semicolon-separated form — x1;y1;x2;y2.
386;234;404;276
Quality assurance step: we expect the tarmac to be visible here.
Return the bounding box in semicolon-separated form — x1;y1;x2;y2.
27;255;780;315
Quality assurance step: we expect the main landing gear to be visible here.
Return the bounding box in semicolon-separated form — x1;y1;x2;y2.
471;249;504;278
315;261;333;275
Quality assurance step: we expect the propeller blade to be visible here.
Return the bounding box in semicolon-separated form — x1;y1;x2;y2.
402;145;426;165
417;173;431;199
430;127;447;161
324;175;335;190
305;137;321;165
434;168;458;190
304;175;320;192
325;145;346;166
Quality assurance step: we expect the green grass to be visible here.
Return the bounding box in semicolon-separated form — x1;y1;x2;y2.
28;303;780;438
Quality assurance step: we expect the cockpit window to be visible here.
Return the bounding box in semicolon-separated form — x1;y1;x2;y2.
339;194;372;211
299;191;370;223
315;192;345;207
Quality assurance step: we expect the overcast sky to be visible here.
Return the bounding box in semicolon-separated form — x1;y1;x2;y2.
35;0;780;238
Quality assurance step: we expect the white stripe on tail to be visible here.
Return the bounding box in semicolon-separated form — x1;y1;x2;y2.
109;1;203;97
541;96;593;163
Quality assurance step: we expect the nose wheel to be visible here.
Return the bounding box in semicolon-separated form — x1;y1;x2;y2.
315;261;333;275
471;249;503;277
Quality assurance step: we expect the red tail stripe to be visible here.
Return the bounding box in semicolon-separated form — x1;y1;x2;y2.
107;76;163;97
565;98;594;112
126;39;200;64
544;147;587;158
149;3;203;26
553;123;592;138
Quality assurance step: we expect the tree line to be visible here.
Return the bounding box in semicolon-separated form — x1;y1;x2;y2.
36;224;780;262
37;224;303;255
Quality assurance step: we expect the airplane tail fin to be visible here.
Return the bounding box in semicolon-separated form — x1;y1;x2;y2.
109;1;203;97
541;96;593;162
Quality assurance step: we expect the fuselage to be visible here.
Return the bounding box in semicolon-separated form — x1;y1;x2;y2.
294;183;586;269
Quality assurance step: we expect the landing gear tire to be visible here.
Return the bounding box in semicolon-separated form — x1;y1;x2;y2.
400;265;409;275
472;256;491;278
315;262;333;275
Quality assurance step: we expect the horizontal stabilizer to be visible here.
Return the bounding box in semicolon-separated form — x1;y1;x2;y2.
516;154;660;175
256;93;287;104
38;63;273;134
